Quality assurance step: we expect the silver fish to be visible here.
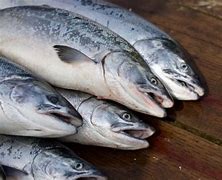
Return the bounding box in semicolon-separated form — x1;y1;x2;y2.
0;0;204;100
0;56;82;137
0;6;173;117
0;135;107;180
57;89;155;150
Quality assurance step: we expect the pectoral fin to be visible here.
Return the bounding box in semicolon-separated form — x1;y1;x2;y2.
54;45;95;64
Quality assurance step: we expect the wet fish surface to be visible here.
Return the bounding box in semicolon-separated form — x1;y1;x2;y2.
0;135;107;180
0;56;82;137
58;89;155;150
0;0;204;100
0;5;173;117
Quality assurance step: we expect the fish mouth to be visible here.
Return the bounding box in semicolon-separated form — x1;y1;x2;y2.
112;124;155;150
144;91;173;108
173;78;204;100
139;91;166;117
137;90;167;117
43;109;82;127
72;172;107;180
75;176;107;180
118;83;166;117
121;127;155;139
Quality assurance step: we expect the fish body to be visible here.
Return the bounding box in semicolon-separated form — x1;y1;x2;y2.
0;6;173;117
0;56;82;137
0;135;106;180
0;0;204;100
58;89;155;150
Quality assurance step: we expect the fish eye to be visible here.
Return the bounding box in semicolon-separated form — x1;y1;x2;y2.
74;163;84;170
150;77;158;85
180;63;188;71
46;95;59;104
122;112;131;121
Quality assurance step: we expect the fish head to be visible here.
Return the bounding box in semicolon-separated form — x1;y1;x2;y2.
104;51;173;117
32;148;107;180
134;38;205;100
88;101;155;150
7;79;82;136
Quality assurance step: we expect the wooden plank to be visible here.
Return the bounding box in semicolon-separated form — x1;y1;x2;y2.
69;122;222;180
108;0;222;141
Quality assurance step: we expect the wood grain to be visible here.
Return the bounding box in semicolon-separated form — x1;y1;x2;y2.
67;0;222;179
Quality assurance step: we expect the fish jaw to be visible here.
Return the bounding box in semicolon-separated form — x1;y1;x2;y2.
71;171;107;180
160;96;174;108
34;96;82;137
152;65;205;100
110;122;156;150
37;99;83;128
110;80;167;117
147;88;174;108
24;112;79;138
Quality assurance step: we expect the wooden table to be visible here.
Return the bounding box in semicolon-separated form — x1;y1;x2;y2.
68;1;222;179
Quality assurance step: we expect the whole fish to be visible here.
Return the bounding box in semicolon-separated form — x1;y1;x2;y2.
0;56;82;137
0;6;173;117
0;0;204;100
0;166;5;180
0;135;107;180
57;89;155;150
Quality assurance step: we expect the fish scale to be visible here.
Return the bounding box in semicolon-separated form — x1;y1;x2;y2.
0;6;136;62
0;58;31;78
0;135;107;179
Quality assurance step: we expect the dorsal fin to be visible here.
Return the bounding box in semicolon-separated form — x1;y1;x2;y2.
54;45;95;63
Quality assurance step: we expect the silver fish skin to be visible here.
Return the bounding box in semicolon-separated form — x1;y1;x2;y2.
0;135;107;180
0;56;82;137
57;89;155;150
0;0;204;100
0;6;173;117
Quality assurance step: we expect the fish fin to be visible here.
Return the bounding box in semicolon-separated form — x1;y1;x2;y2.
54;45;96;63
